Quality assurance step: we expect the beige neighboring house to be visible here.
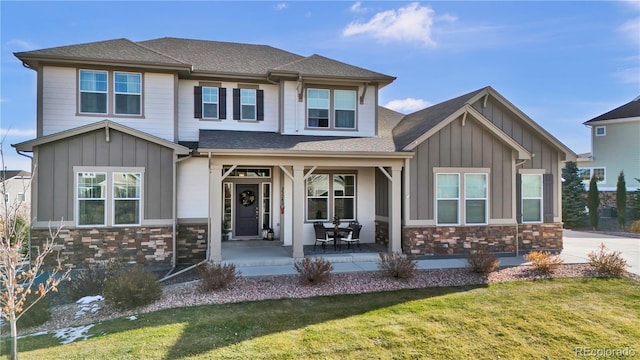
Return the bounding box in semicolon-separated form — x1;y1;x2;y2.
1;170;31;219
578;96;640;192
13;38;575;269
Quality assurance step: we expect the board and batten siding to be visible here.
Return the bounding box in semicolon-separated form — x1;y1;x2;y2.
281;81;377;137
409;115;514;221
177;80;279;142
41;66;175;141
35;128;174;224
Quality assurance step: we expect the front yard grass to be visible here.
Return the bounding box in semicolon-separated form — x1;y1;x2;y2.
4;277;639;359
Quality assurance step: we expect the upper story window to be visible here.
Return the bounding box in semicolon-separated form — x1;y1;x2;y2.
595;126;606;136
240;89;256;120
79;70;108;114
202;87;219;119
114;72;141;115
232;87;264;121
78;70;143;117
578;167;605;184
306;88;357;130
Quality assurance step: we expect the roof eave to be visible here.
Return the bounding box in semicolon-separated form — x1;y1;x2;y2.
583;116;640;126
195;148;413;159
15;54;192;72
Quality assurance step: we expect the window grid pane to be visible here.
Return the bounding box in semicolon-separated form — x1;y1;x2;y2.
307;89;330;128
465;174;487;224
240;89;256;120
79;70;108;113
114;72;141;115
203;87;219;119
113;173;141;225
436;174;460;225
77;172;106;226
334;90;356;129
522;174;543;223
307;175;329;221
333;175;355;220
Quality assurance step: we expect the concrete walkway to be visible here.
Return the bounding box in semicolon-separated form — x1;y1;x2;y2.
226;230;640;277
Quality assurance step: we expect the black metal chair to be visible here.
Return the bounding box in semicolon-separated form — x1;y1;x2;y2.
340;224;361;250
313;222;332;250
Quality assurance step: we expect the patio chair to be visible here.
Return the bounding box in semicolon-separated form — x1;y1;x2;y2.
313;222;332;250
340;224;361;250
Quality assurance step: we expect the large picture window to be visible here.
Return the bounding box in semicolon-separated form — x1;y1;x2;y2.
113;173;141;225
306;88;357;129
79;70;108;114
114;72;141;115
522;174;542;223
77;172;107;226
306;173;356;221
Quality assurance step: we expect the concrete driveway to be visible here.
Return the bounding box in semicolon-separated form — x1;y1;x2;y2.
562;230;640;275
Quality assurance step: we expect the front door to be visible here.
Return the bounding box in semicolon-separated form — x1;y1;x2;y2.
235;184;259;237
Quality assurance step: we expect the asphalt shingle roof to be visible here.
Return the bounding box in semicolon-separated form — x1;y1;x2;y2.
273;54;395;81
1;170;30;180
584;96;640;124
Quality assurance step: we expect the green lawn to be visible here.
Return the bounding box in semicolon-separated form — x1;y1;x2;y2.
4;277;639;359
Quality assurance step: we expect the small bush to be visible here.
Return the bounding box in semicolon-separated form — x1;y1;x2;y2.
16;292;51;329
524;251;563;274
467;250;500;275
66;260;127;301
103;267;162;310
197;262;239;291
294;257;333;285
378;252;417;279
630;220;640;234
588;243;629;277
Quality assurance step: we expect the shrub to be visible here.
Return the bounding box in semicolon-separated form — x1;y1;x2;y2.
524;251;563;274
294;257;333;285
378;252;417;279
630;220;640;234
588;243;629;277
197;262;239;291
467;250;500;275
16;292;51;329
66;260;127;301
103;267;162;310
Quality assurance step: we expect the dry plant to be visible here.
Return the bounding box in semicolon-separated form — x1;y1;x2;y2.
294;257;333;285
197;262;239;291
524;251;563;274
588;243;629;277
378;252;417;279
467;250;500;275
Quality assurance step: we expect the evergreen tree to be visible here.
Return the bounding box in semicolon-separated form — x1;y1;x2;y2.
587;176;600;230
616;171;626;228
561;162;586;228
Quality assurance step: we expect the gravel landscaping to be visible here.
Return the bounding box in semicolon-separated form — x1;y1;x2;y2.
17;262;638;338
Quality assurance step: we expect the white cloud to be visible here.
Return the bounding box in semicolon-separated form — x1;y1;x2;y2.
275;3;287;11
384;98;432;113
612;67;640;85
618;17;640;45
6;39;36;51
350;2;368;14
342;2;437;46
0;128;37;138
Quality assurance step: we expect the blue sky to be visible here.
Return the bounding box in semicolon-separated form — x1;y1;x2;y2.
1;1;639;171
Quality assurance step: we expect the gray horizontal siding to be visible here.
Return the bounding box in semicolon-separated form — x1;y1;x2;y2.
410;115;514;220
35;128;174;223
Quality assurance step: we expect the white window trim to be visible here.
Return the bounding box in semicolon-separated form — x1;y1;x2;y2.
435;173;460;226
464;173;488;225
261;182;271;230
113;71;142;116
79;69;108;115
333;90;357;130
306;88;358;130
240;88;257;121
76;171;108;227
202;86;219;119
595;126;606;136
578;167;606;184
333;174;356;221
307;88;330;129
112;172;142;227
521;173;543;224
305;172;357;222
74;167;145;227
306;174;330;222
434;168;491;226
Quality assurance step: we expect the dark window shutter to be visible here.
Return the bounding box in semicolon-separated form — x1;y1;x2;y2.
194;86;202;118
219;88;227;119
516;174;522;224
543;173;554;223
256;89;264;121
233;88;240;120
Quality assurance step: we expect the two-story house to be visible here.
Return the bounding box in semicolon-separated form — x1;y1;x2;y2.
1;170;31;219
13;38;575;269
578;96;640;197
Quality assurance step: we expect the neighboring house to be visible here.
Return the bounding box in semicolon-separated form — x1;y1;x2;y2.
1;170;31;219
12;38;575;268
578;96;640;193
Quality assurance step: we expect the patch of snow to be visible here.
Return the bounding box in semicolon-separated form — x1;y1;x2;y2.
128;315;137;321
74;295;104;319
53;324;95;345
76;295;104;305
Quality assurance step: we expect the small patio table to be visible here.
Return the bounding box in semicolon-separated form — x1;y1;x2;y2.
325;227;351;250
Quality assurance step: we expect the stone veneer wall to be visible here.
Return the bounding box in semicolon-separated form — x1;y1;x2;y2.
375;220;389;248
30;227;173;269
401;223;563;256
176;223;208;265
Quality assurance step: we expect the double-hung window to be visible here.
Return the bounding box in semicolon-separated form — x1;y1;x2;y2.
79;70;108;114
334;90;356;129
436;170;489;225
202;87;219;119
76;170;142;227
113;173;141;225
240;89;256;120
521;174;543;223
114;72;142;115
77;172;107;226
307;89;330;128
306;173;356;221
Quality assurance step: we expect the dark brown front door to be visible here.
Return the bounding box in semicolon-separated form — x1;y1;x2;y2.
235;184;259;237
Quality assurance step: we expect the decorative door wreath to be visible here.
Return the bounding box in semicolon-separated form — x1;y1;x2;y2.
240;190;256;206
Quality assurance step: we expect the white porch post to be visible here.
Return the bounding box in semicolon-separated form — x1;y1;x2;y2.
292;165;305;258
389;166;402;253
209;163;223;262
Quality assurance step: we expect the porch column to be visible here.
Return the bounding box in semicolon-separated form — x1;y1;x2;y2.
389;166;402;253
209;163;223;262
292;165;305;258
